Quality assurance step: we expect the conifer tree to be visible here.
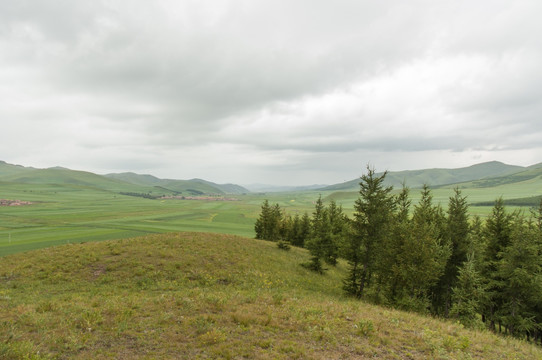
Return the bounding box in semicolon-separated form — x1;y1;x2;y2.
392;185;449;312
436;188;470;316
325;200;345;265
450;253;485;329
481;198;514;332
254;199;271;240
386;185;411;303
497;217;542;338
300;212;311;247
344;167;395;298
254;200;283;241
305;195;329;273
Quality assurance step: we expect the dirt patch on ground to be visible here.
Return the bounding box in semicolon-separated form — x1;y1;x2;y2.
0;199;33;206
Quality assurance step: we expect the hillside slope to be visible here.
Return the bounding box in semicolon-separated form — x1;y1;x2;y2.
0;161;249;195
451;166;542;189
323;161;526;191
105;173;249;195
1;232;540;359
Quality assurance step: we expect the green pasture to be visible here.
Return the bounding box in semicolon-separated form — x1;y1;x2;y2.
2;176;541;256
0;183;258;257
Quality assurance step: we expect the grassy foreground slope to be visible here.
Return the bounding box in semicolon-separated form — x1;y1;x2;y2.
1;233;541;359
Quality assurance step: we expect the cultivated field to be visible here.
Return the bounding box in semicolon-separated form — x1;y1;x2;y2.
2;175;541;256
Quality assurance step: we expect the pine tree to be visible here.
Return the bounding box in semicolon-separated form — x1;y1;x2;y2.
305;195;329;273
325;200;345;266
481;198;514;332
392;185;449;312
497;217;542;338
254;200;283;241
386;185;411;303
343;167;395;298
299;212;311;247
450;253;485;329
437;188;470;316
254;200;271;240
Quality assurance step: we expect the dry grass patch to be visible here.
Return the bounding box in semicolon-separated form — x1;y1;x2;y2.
1;232;541;359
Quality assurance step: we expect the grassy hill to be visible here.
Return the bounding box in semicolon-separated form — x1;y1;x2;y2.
323;161;526;191
0;161;35;177
1;232;540;359
449;166;542;189
0;161;249;196
105;173;250;195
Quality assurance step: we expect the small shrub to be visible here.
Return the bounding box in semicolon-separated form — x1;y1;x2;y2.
277;240;291;251
356;319;375;337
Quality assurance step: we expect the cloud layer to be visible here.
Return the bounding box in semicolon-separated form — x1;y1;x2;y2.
2;0;542;185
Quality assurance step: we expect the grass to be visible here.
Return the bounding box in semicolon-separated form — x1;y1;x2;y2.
1;232;541;359
2;174;542;256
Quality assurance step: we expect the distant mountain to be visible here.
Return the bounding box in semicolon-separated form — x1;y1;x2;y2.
188;178;249;195
0;165;130;189
104;173;249;195
321;161;527;191
450;165;542;189
0;160;35;177
0;161;249;195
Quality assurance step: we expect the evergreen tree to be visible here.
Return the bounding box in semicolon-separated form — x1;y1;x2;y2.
450;253;485;329
254;200;271;240
305;195;330;273
325;200;345;265
481;198;514;332
343;167;395;298
288;213;302;247
393;185;449;312
372;185;412;304
254;200;283;241
436;188;470;316
299;212;311;247
497;217;542;338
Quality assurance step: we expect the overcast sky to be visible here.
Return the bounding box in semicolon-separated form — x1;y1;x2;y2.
1;1;542;186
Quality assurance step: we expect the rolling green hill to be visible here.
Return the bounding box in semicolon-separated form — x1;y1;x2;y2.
0;167;140;191
0;161;249;195
323;161;526;191
0;161;35;177
449;166;542;189
1;232;540;359
105;173;249;195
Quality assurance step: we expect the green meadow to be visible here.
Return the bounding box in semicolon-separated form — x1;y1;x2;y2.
2;161;542;256
2;175;542;256
2;232;541;359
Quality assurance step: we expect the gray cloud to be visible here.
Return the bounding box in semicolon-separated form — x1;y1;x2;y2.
1;0;542;185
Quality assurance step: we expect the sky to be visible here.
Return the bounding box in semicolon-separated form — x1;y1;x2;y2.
1;1;542;186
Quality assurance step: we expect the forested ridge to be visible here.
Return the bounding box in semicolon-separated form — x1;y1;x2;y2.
255;167;542;343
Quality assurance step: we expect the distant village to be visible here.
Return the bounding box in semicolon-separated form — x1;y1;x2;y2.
160;195;239;201
0;199;32;206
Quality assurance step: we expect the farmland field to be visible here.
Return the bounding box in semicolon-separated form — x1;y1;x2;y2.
2;175;541;256
0;181;328;256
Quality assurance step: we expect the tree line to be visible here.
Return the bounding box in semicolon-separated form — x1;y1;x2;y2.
254;167;542;342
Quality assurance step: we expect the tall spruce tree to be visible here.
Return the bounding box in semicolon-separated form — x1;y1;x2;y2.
449;253;485;329
305;195;330;273
497;217;542;338
436;188;470;316
392;185;450;312
254;200;283;241
343;167;395;298
481;197;514;332
386;185;411;303
325;200;345;266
